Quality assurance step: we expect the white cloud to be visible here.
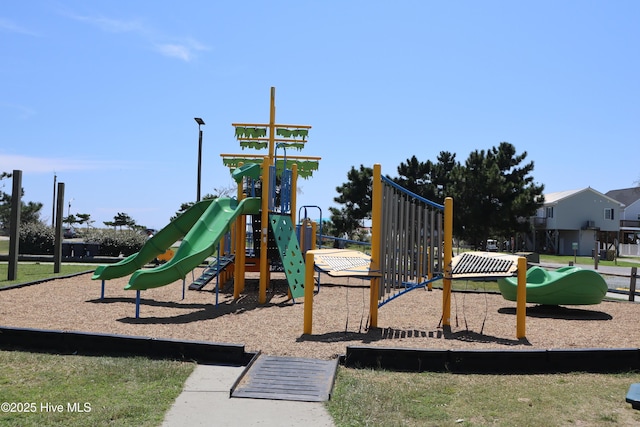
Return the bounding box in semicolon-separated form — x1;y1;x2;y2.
155;43;192;61
0;18;39;36
0;154;134;173
66;13;146;34
155;38;209;62
66;13;208;62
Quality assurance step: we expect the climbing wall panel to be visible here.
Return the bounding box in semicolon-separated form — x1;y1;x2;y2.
269;214;306;299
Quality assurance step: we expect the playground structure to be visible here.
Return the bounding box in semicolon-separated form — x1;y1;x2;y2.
92;87;321;316
303;164;530;339
90;86;532;338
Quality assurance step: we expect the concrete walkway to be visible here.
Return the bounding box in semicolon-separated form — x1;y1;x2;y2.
161;364;335;427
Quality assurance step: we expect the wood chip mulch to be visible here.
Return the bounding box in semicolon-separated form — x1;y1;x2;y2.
2;271;639;360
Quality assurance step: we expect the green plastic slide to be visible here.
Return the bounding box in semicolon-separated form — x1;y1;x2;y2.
498;265;608;305
125;197;261;291
91;200;214;281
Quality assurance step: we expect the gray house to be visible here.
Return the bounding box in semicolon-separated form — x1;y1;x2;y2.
531;187;623;256
605;187;640;256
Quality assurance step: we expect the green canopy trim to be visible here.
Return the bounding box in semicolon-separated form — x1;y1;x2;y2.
275;142;305;150
239;140;268;150
276;128;309;140
234;126;268;139
222;157;319;179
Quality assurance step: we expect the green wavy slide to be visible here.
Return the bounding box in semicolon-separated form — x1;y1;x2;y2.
125;197;261;291
91;200;214;281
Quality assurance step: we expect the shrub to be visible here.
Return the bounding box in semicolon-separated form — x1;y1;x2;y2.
82;229;146;257
19;222;55;254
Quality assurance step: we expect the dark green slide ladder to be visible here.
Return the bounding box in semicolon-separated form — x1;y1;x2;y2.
269;214;306;300
188;255;235;291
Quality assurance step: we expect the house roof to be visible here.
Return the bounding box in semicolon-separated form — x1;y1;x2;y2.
543;187;624;206
605;187;640;207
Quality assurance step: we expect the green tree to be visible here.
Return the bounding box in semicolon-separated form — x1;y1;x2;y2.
450;142;544;247
170;193;218;222
105;212;136;230
63;214;81;229
394;152;458;204
0;171;43;228
330;143;543;249
170;184;235;223
329;165;373;239
76;213;94;229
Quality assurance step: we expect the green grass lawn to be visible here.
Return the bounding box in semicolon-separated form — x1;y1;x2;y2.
0;263;95;288
327;367;640;426
0;239;8;254
0;350;194;427
2;249;640;426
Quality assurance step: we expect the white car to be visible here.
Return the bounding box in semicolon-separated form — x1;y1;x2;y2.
486;239;499;252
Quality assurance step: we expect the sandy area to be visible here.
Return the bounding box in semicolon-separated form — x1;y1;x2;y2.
1;270;639;360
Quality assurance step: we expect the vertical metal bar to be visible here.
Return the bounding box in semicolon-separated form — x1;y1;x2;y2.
402;194;410;285
135;291;141;319
382;184;392;296
437;211;443;275
416;202;423;281
387;186;398;295
8;170;22;281
409;200;416;280
396;193;405;288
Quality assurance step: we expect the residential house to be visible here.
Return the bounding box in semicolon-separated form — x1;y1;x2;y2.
605;186;640;256
531;187;623;256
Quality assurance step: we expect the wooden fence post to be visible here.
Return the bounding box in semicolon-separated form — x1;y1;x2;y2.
629;267;638;302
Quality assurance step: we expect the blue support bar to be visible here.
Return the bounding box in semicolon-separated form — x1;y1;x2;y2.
378;275;443;308
135;291;141;318
215;244;220;307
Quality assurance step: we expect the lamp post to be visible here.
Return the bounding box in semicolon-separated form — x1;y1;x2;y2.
194;117;205;202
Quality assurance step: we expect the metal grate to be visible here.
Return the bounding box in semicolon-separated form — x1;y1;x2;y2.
318;255;371;272
231;355;338;402
450;252;519;279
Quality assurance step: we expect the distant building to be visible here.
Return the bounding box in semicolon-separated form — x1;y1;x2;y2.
531;187;622;256
605;187;640;256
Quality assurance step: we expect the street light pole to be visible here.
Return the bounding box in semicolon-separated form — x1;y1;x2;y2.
194;117;205;202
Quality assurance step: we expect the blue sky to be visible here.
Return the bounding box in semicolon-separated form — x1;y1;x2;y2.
1;1;638;230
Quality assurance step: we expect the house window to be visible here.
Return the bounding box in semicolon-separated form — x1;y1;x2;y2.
546;207;554;218
604;208;614;220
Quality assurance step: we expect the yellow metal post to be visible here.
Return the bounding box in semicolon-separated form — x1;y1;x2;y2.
303;251;315;334
234;164;245;299
268;87;276;161
311;221;317;250
291;163;298;223
299;218;307;255
258;87;277;304
259;156;270;304
516;256;527;339
442;197;453;326
369;164;383;328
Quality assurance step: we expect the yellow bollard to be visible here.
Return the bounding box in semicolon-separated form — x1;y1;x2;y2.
516;257;527;339
303;251;315;334
442;197;453;326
